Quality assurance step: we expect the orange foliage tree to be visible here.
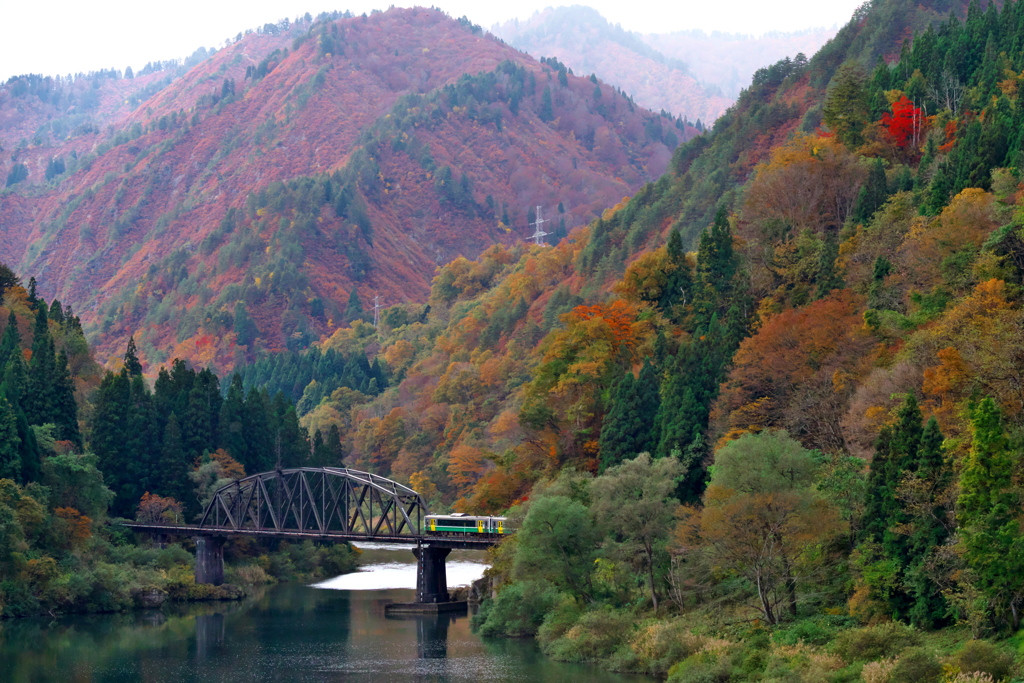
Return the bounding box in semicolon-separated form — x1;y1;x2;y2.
519;299;647;461
54;507;92;549
712;290;870;452
136;492;185;525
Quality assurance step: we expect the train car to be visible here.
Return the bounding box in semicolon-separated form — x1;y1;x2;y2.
425;512;509;536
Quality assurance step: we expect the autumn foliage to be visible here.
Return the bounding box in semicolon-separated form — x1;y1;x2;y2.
880;95;925;148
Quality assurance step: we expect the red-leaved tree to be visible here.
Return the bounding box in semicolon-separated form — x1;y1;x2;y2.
880;96;924;148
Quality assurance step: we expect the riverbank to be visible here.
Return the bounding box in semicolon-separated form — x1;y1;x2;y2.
0;513;360;619
471;595;1023;682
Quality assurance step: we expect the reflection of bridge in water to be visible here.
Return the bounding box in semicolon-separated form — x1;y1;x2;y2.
124;467;502;605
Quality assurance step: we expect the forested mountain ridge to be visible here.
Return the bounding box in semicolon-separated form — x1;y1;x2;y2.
0;8;687;373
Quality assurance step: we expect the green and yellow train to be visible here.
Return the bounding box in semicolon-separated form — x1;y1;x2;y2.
425;512;509;536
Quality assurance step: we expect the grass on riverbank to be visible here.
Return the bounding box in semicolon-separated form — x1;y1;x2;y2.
473;598;1023;682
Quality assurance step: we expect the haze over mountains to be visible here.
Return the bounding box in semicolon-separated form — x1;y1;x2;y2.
0;8;690;370
492;5;836;123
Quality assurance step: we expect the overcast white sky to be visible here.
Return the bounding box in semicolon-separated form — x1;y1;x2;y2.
0;0;865;82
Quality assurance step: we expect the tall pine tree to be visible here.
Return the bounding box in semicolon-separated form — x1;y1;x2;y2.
24;305;56;426
51;350;81;448
92;370;133;515
860;395;952;625
958;397;1024;629
124;335;143;377
0;311;20;370
218;374;249;464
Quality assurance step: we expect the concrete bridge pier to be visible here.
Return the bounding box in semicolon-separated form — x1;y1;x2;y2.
194;536;225;585
413;545;451;603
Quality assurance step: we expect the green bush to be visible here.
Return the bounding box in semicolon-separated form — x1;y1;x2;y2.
542;606;635;663
536;594;583;646
320;543;359;576
890;647;942;683
949;640;1015;682
667;652;733;683
628;618;706;676
0;579;41;617
773;614;857;646
832;622;921;662
471;580;561;637
733;642;772;679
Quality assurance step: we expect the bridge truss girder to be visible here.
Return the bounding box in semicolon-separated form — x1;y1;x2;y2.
198;467;427;538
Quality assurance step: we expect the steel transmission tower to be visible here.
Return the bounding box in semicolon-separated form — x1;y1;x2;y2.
528;205;550;246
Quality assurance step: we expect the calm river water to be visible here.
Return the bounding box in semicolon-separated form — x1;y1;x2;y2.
0;543;653;682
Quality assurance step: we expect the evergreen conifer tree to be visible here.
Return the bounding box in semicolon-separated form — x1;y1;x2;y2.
852;158;889;224
92;370;133;514
124;336;143;377
0;397;21;480
540;86;554;122
905;416;951;628
599;371;641;471
233;302;260;347
658;229;693;320
344;289;365;323
51;350;81;448
243;387;274;473
0;311;21;370
0;263;19;303
159;412;190;504
327;424;345;464
48;300;64;326
816;237;844;299
311;429;329;467
860;395;953;624
124;373;159;501
218;374;248;463
183;382;214;459
25;306;56;426
958;397;1024;628
2;356;40;484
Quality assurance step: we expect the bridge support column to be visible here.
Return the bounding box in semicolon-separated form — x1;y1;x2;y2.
413;545;450;603
194;536;225;586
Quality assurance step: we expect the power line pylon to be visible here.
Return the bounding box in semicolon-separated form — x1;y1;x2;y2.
528;205;550;246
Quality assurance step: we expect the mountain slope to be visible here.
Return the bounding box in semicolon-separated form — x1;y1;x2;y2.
0;8;688;370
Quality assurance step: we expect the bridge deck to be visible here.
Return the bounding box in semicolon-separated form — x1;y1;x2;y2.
121;523;499;550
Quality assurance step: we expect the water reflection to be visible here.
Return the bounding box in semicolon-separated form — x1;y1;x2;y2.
0;584;652;682
195;612;225;659
384;611;460;660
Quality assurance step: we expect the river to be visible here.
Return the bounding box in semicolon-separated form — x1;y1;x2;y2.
0;543;654;682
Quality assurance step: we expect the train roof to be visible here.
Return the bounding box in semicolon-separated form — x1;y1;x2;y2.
425;513;507;521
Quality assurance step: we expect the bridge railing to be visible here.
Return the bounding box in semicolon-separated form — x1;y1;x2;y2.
198;467;428;538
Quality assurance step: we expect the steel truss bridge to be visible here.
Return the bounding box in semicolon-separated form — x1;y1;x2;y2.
125;467;496;549
122;467;501;602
